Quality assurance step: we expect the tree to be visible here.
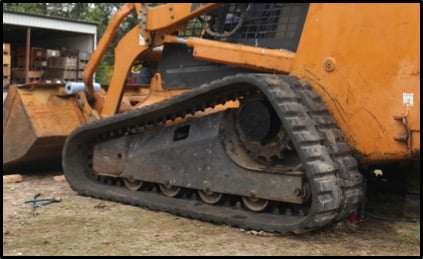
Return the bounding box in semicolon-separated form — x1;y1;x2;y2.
3;3;48;15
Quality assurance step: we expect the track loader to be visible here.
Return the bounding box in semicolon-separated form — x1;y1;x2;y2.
3;3;419;234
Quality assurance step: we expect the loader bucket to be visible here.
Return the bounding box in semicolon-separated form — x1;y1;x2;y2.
3;84;87;172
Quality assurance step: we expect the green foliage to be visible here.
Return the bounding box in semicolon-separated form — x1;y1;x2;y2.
3;3;48;15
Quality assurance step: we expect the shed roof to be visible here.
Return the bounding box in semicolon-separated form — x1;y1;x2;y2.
3;10;98;35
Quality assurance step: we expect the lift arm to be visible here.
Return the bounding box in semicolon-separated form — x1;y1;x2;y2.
83;3;221;117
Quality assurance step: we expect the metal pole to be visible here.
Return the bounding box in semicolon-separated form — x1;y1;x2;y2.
25;27;31;84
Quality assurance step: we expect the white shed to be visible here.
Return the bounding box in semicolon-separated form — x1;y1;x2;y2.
3;10;98;85
3;10;97;54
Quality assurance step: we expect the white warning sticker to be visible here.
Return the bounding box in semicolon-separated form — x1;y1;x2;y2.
402;93;414;106
139;34;146;46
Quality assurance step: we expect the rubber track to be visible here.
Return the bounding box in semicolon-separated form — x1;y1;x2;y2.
63;73;362;234
292;78;364;220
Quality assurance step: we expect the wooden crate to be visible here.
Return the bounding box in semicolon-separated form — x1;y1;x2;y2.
16;46;27;57
3;54;11;66
47;57;77;69
3;66;11;77
42;68;77;80
16;56;27;67
64;70;77;79
33;59;48;70
3;77;10;88
78;61;88;70
78;51;91;61
12;68;41;79
3;43;11;55
31;47;44;59
32;48;60;59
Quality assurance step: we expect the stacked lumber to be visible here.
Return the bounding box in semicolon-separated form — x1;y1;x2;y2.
3;43;11;88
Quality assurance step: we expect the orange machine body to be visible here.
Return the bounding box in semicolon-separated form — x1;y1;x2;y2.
3;3;419;170
176;3;420;164
290;3;420;164
146;3;420;164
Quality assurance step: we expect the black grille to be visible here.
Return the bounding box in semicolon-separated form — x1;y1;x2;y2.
180;3;309;51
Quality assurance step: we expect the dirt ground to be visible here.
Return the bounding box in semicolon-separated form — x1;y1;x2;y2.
2;171;420;256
